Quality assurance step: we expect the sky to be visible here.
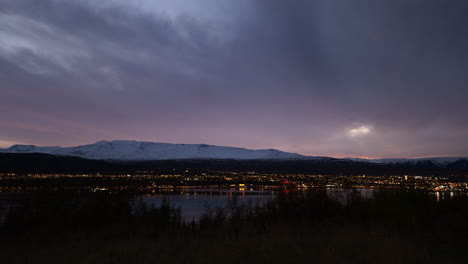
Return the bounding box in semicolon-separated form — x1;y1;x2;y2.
1;0;468;158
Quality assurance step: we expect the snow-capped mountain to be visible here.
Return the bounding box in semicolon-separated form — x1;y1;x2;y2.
1;140;466;163
0;140;308;161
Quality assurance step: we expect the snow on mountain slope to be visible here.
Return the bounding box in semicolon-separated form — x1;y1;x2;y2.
3;141;466;163
2;140;307;161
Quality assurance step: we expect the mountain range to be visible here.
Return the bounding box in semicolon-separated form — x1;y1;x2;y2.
0;140;309;161
0;140;467;164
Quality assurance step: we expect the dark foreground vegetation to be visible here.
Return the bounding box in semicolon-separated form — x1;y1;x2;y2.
1;190;468;263
2;152;468;176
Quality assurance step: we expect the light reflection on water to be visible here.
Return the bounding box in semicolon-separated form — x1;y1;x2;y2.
434;191;457;202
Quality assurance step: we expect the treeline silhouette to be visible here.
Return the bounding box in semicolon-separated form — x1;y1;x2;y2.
1;153;468;176
1;190;468;263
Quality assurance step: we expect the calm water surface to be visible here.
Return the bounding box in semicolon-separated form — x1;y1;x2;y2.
138;188;465;220
1;188;466;222
140;189;275;220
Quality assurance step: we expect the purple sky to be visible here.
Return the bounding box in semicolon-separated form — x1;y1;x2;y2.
1;0;468;158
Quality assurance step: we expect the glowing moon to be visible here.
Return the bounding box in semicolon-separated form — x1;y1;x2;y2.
347;125;372;137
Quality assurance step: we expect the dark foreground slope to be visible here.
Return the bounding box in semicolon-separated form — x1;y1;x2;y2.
1;153;468;176
0;153;119;173
1;190;468;264
0;153;468;176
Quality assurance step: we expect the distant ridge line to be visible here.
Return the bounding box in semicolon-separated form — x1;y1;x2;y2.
0;140;467;163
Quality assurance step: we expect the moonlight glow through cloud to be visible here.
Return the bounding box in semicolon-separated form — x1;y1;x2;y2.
348;125;372;137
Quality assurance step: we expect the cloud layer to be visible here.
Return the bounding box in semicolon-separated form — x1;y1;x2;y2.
1;0;468;158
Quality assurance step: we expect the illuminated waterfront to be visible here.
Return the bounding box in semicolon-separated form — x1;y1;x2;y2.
1;171;468;193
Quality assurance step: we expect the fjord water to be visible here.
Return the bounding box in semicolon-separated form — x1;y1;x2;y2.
1;188;465;224
0;188;374;223
139;189;276;220
138;188;468;220
137;188;378;220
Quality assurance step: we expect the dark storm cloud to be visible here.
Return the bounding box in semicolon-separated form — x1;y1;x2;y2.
1;0;467;158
